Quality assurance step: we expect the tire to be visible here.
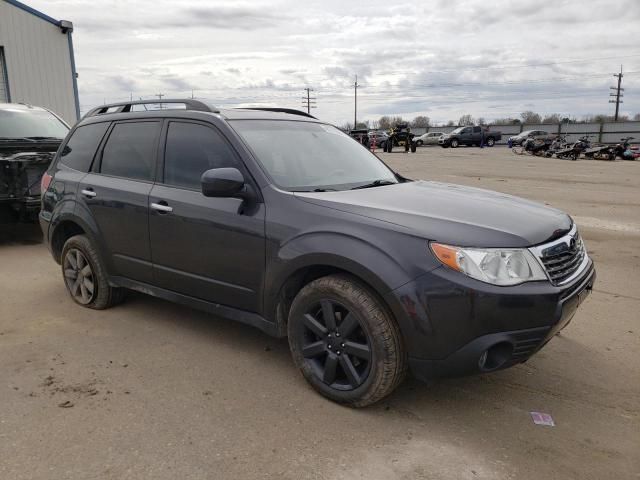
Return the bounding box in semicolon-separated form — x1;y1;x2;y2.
288;274;406;407
61;234;125;309
416;140;423;146
486;137;495;147
450;138;459;148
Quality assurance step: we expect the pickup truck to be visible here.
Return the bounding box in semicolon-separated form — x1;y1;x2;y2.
439;126;501;148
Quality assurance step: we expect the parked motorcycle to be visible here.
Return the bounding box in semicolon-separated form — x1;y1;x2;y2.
611;137;636;160
584;143;615;161
515;136;553;156
555;135;592;161
544;134;569;157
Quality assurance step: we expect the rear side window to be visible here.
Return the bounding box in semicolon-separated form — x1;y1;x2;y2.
100;122;159;181
163;122;239;190
59;123;109;172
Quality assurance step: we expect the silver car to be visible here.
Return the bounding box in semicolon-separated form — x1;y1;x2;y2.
414;131;444;146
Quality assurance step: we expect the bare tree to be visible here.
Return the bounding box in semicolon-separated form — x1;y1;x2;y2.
446;120;455;126
477;117;487;126
378;116;392;130
520;111;542;124
634;113;640;121
458;114;474;126
411;115;430;128
542;113;562;124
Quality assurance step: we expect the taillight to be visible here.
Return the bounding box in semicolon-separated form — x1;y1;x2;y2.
41;172;53;193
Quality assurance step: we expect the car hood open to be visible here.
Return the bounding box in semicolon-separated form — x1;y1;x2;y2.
294;180;572;248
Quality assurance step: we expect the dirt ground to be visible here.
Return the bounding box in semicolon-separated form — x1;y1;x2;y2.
1;147;638;480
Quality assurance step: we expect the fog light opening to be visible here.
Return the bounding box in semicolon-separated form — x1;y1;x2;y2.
478;342;513;371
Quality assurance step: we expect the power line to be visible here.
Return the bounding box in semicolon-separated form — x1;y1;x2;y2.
302;87;317;114
609;65;624;121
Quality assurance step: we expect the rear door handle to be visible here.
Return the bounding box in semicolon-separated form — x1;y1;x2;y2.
151;202;173;213
81;188;96;198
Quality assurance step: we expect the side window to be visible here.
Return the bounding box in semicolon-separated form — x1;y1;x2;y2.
59;123;109;172
473;126;481;133
100;122;159;181
164;122;239;190
462;127;472;134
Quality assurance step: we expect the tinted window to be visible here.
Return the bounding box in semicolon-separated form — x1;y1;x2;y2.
100;122;159;181
59;123;109;172
473;126;481;133
164;122;238;190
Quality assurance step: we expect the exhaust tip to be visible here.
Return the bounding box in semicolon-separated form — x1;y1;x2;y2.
478;342;513;372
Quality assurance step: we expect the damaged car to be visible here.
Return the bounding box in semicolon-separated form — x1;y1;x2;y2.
0;103;69;222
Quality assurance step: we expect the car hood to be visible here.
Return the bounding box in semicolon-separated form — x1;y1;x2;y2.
294;180;571;248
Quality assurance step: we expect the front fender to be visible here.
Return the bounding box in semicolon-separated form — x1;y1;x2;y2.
264;231;438;353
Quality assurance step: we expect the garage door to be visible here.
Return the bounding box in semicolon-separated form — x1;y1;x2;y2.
0;48;9;102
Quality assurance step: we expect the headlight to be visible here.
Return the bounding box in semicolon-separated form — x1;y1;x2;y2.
430;243;547;286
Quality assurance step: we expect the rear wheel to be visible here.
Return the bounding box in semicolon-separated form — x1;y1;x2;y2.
288;275;406;407
61;235;125;309
486;137;495;147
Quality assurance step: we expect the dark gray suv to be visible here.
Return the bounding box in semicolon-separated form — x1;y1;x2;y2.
40;100;595;407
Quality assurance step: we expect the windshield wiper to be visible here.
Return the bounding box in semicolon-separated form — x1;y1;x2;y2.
25;136;63;141
350;179;397;190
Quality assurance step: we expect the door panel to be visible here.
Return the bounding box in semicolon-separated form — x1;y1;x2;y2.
79;173;153;282
149;184;265;312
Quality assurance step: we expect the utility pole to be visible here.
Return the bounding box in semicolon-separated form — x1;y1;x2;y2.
609;65;624;121
302;87;316;114
156;93;165;109
353;75;359;129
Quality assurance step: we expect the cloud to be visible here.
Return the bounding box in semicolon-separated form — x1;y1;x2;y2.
25;0;640;123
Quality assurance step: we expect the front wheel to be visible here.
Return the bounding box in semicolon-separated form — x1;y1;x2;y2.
61;235;125;309
288;275;406;407
416;140;423;146
450;138;459;148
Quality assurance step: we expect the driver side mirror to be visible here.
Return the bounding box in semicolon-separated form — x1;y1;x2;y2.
201;168;245;198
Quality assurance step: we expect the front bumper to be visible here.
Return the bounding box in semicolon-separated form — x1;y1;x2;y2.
384;260;595;382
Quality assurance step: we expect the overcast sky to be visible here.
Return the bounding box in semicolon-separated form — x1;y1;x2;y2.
28;0;640;124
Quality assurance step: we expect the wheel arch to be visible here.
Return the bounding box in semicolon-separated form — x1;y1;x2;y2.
49;209;106;266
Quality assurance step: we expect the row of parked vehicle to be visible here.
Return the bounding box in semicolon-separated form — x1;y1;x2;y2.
512;132;638;161
350;125;504;151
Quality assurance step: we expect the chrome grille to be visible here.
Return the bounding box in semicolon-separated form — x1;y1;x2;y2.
529;225;588;286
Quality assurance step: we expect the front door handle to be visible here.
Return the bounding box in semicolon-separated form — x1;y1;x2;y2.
81;188;96;198
151;202;173;213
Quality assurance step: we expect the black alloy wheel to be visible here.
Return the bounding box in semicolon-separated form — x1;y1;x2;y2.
63;248;95;305
299;299;371;391
288;275;406;407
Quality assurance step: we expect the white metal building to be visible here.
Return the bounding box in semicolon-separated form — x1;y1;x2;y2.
0;0;79;123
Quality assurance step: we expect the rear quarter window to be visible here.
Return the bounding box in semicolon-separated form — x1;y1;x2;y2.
59;122;110;172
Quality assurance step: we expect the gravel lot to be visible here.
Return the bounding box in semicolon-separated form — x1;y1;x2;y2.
1;147;638;479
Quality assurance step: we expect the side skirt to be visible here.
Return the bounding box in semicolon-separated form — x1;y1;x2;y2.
110;276;285;338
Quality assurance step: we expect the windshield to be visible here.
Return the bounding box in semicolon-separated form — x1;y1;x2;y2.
231;120;398;191
0;107;69;140
451;127;464;134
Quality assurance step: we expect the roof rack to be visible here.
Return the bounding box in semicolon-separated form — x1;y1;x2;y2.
238;107;316;119
83;99;218;118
